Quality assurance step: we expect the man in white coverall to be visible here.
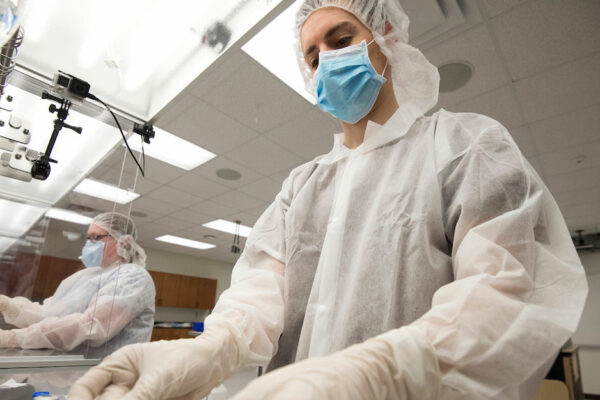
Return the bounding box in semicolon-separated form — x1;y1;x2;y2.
69;1;588;399
0;212;155;358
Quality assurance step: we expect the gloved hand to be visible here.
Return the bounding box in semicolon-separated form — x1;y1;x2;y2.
231;326;441;400
0;329;18;348
0;294;9;313
0;294;19;321
68;318;249;400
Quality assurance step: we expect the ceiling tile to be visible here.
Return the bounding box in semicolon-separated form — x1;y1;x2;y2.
226;211;261;227
538;140;600;177
99;167;161;195
492;0;600;80
425;25;509;108
192;156;264;189
265;108;338;161
225;136;304;176
132;196;181;215
482;0;529;17
163;99;259;154
553;187;600;208
182;225;232;244
509;126;538;157
189;200;237;218
444;85;524;129
544;167;599;195
168;172;231;199
514;52;600;123
146;186;200;208
151;216;195;231
560;202;600;220
203;55;312;133
238;177;282;203
211;190;266;212
529;104;600;154
270;167;295;185
142;157;187;184
525;156;545;177
169;209;213;226
564;215;600;234
153;94;197;128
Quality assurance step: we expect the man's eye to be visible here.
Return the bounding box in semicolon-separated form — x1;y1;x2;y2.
311;58;319;69
337;37;351;47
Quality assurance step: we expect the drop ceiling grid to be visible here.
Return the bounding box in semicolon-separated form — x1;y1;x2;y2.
81;0;600;260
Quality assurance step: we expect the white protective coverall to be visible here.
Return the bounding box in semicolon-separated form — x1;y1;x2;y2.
0;212;155;358
67;1;588;399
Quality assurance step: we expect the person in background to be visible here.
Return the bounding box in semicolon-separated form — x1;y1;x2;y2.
0;212;155;358
69;1;588;399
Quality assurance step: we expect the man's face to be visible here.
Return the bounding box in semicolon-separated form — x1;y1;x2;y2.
86;224;118;267
300;7;388;77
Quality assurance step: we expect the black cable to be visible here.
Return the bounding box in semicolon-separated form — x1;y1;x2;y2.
86;93;145;177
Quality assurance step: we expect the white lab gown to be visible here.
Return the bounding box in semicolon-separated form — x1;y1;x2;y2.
5;263;155;358
207;108;587;398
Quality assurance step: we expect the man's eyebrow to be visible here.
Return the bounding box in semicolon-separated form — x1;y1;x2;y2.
304;21;355;58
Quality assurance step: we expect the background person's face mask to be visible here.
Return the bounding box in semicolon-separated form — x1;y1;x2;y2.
80;240;105;268
314;39;387;124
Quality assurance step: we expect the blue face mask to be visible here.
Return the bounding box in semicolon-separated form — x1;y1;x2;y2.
80;240;105;268
314;39;387;124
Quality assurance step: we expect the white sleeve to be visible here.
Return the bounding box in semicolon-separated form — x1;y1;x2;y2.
205;176;291;367
2;296;46;328
407;113;588;399
13;265;155;351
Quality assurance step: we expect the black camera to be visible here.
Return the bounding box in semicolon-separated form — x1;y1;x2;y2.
52;71;91;103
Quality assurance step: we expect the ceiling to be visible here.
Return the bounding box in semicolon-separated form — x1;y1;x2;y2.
46;0;600;264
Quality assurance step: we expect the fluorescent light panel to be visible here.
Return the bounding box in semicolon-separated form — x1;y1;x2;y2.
0;199;48;238
46;208;93;225
73;179;140;204
126;127;216;171
242;0;316;104
203;219;252;238
155;235;215;250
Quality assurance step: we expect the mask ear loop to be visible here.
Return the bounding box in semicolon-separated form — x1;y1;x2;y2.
367;38;388;78
381;60;388;78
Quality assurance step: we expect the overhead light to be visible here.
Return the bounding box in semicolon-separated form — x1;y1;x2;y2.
126;127;216;170
0;236;18;253
46;208;93;225
73;178;140;204
242;0;315;104
438;61;473;93
203;219;252;238
216;168;241;181
0;198;48;238
155;235;216;250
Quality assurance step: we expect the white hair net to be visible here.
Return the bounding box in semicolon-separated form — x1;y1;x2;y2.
295;0;440;119
91;212;147;267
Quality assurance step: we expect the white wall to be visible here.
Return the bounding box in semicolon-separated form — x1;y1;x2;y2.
144;247;235;323
572;251;600;395
144;247;234;299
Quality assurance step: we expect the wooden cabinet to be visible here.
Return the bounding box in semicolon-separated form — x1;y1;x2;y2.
151;327;195;341
31;255;83;300
147;271;217;309
28;258;217;311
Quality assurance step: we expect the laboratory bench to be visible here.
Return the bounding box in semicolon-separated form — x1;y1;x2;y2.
0;349;99;399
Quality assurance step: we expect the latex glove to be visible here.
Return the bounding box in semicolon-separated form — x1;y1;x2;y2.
231;326;441;400
0;295;9;313
0;294;20;322
68;319;249;400
0;329;18;348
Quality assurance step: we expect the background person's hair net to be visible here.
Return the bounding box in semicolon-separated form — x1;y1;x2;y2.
295;0;440;120
91;212;147;267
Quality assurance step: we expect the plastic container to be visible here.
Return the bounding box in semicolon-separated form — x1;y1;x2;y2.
193;322;204;332
32;392;59;399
